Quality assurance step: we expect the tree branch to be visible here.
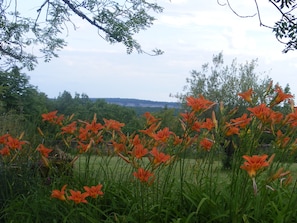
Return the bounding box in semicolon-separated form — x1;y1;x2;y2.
226;0;256;18
61;0;111;37
268;0;297;24
254;0;274;29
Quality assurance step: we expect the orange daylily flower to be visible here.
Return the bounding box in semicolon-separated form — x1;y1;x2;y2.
51;184;67;201
191;121;201;132
173;134;183;146
37;144;53;157
6;136;25;150
133;168;154;183
199;138;213;151
269;110;283;124
85;115;104;134
139;123;159;137
238;88;253;103
230;114;251;128
150;147;170;164
201;118;215;131
143;112;160;125
132;144;148;159
103;119;125;131
55;114;65;125
61;121;77;134
78;127;90;141
270;86;293;107
112;141;126;153
42;110;58;122
0;147;10;156
42;111;64;125
68;190;89;204
240;154;269;178
225;123;240;136
83;184;104;198
132;134;142;146
77;141;92;153
152;127;173;143
285;108;297;127
186;95;215;112
180;111;196;124
247;104;273;123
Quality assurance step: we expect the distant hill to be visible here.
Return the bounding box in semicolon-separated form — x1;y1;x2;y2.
90;98;181;109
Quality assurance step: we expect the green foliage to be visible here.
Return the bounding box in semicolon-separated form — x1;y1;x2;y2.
269;0;297;52
0;67;47;116
0;0;164;70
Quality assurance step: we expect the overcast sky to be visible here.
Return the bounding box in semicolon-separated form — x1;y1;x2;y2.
23;0;297;102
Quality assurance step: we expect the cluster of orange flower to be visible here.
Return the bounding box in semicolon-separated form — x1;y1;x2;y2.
51;184;104;204
0;133;26;156
111;112;175;184
39;109;175;185
1;82;296;197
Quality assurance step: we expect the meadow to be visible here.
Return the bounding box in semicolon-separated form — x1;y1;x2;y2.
1;86;297;222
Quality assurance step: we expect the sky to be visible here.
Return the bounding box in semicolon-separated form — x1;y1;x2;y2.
19;0;297;102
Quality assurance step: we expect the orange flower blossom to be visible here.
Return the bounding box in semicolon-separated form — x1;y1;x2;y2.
0;147;10;156
150;147;170;164
186;95;215;112
132;144;148;159
192;121;201;132
103;119;125;131
143;112;160;125
152;127;173;143
51;184;67;201
61;121;77;134
285;108;297;127
225;123;240;136
230;114;251;128
6;135;26;150
240;154;270;178
133;168;154;183
37;144;53;157
201;118;215;131
199;138;213;151
42;110;58;122
238;88;253;103
83;184;104;198
132;134;142;146
270;85;293;107
85;115;104;134
247;104;273;123
42;111;64;125
139;124;159;138
68;190;89;204
180;111;196;124
77;141;92;153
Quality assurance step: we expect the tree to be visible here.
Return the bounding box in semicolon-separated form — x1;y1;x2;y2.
0;0;164;70
174;52;272;110
0;67;48;115
219;0;297;53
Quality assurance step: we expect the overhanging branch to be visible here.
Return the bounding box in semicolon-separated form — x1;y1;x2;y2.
61;0;111;37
